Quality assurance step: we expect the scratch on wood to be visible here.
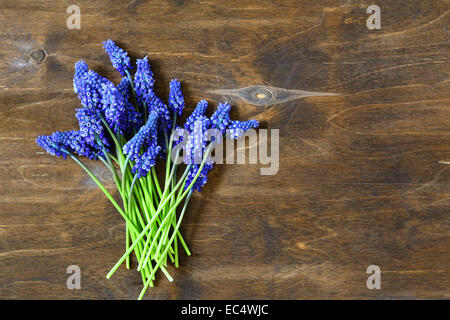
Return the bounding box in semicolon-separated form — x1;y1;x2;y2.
208;85;338;106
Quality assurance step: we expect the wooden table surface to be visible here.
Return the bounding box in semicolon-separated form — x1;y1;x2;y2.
0;0;449;299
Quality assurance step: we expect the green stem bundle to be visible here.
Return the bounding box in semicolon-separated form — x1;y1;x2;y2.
65;111;213;300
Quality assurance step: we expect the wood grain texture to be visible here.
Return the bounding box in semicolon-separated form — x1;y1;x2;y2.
0;0;449;299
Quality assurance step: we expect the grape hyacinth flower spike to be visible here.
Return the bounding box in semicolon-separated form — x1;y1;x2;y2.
100;82;128;134
102;39;133;76
134;56;155;106
73;63;110;113
117;77;143;132
210;101;232;133
123;110;161;178
183;117;214;192
75;107;110;148
168;79;185;116
36;130;102;160
228;119;260;139
134;56;171;127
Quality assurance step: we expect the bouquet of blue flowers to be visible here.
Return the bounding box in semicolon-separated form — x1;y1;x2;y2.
36;40;259;299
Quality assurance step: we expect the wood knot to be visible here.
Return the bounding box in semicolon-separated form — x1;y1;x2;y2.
208;85;338;106
239;86;274;106
28;48;47;64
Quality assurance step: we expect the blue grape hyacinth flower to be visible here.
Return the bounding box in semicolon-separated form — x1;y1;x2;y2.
36;131;74;159
102;39;133;76
227;119;260;139
180;101;260;192
183;116;214;192
132;142;161;178
73;60;88;94
184;163;214;192
123;111;161;178
134;56;155;105
75;107;110;148
123;111;159;159
100;82;128;134
117;77;143;132
73;62;110;114
168;79;185;116
210;102;231;133
36;130;103;160
68;130;104;160
134;56;171;127
184;100;208;132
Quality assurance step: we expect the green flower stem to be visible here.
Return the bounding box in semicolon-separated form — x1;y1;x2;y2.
134;182;164;252
98;143;139;270
170;165;179;267
119;157;147;262
160;125;178;259
103;147;122;189
127;175;139;223
67;153;139;234
164;132;171;185
134;179;158;255
160;170;180;262
137;166;179;268
146;172;161;207
121;168;149;233
151;178;161;207
157;164;178;259
68;151;149;279
125;224;130;269
134;175;170;253
119;156;135;270
126;205;153;286
106;142;183;277
115;164;146;274
132;173;168;245
135;181;152;224
158;265;173;282
151;167;163;199
148;154;180;255
152;153;180;216
125;69;140;113
125;70;136;95
138;177;156;216
166;172;191;261
106;164;192;279
68;153;145;281
98;116;122;157
99;152;132;269
156;209;174;260
135;176;178;267
108;153;119;164
107;143;213;288
135;144;213;277
137;203;174;271
167;169;192;257
138;190;193;300
137;227;154;271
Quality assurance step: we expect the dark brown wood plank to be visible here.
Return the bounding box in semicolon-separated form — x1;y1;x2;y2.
0;0;449;299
